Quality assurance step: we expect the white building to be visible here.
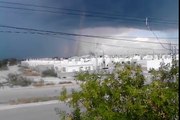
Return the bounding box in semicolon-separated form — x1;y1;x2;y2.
21;54;177;74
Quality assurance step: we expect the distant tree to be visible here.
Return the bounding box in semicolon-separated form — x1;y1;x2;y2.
8;58;18;66
149;60;179;82
0;59;8;70
7;73;32;87
89;51;95;56
0;82;4;89
59;63;179;120
42;69;57;77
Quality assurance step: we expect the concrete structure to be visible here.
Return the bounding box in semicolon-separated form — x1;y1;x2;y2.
21;54;178;75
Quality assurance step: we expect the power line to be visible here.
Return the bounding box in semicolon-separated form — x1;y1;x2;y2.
0;0;178;24
0;31;175;59
0;5;146;24
52;36;174;52
0;5;178;25
105;36;178;40
0;30;177;40
0;30;170;52
0;25;178;45
149;27;171;51
146;17;173;51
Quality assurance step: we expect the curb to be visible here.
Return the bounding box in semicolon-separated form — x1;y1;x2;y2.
0;100;60;111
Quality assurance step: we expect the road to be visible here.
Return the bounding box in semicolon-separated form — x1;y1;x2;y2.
0;84;80;120
0;101;72;120
0;84;80;104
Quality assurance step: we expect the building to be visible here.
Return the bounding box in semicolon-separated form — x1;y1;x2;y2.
21;54;177;75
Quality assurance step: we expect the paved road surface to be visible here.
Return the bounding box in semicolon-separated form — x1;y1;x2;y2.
0;84;80;104
0;101;72;120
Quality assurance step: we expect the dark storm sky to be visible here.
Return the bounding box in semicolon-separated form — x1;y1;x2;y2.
0;0;178;59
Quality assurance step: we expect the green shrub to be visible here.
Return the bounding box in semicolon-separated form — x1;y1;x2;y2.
60;63;179;120
8;58;18;66
7;73;32;87
42;69;57;77
0;59;8;70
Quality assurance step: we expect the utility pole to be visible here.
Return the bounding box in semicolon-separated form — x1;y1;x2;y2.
146;17;148;26
102;49;105;68
171;45;177;82
95;42;98;73
169;42;172;56
146;17;171;57
153;49;155;60
173;45;177;66
171;45;174;61
174;45;177;61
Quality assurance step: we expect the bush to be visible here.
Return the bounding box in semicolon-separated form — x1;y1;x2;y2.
58;81;72;84
0;59;8;70
45;82;55;86
42;69;57;77
60;63;179;120
0;82;4;88
0;65;8;70
8;58;18;66
0;58;18;70
9;96;59;105
7;73;32;87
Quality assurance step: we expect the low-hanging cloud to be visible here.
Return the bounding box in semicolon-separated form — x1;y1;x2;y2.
75;27;175;55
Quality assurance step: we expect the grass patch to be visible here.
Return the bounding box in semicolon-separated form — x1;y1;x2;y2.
9;96;59;105
45;82;55;86
59;81;72;84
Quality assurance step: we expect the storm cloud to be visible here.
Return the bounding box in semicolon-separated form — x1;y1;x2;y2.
0;0;178;58
39;0;178;30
